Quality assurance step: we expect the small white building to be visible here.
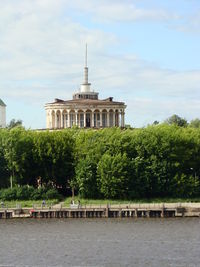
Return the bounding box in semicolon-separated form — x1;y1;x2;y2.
0;99;6;128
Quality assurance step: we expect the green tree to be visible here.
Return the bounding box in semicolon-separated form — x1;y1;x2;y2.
97;153;129;199
7;119;23;129
75;157;99;198
165;114;188;127
1;128;35;187
32;130;74;191
173;174;199;197
0;130;10;188
2;128;22;188
189;118;200;128
153;120;159;125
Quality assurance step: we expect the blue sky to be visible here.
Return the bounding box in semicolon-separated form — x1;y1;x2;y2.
0;0;200;128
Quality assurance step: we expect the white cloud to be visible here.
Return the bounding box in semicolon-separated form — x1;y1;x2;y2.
176;10;200;33
90;54;200;99
0;0;117;100
126;97;200;127
66;0;179;23
0;0;200;128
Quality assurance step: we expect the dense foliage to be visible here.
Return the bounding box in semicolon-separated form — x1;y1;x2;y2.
0;186;62;201
0;125;200;200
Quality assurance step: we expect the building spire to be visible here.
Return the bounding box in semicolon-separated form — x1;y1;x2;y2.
84;43;89;84
81;43;91;92
85;43;87;67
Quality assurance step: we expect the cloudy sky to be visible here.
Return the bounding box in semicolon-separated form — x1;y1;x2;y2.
1;0;200;128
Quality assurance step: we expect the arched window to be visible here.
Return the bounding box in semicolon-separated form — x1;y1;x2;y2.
102;110;107;127
94;110;100;127
109;110;114;127
70;112;75;127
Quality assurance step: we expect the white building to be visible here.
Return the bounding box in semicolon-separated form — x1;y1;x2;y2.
0;99;6;128
45;46;126;129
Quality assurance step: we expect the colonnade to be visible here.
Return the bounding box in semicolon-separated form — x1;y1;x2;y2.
46;109;125;129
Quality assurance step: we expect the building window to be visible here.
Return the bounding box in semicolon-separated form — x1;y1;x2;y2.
62;114;64;128
86;113;91;127
94;113;100;127
70;113;75;127
102;112;107;127
109;112;113;127
80;113;84;128
115;112;119;126
57;114;60;128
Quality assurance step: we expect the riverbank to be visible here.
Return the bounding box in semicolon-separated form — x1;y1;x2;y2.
0;199;59;208
1;202;200;219
63;197;200;206
2;197;200;209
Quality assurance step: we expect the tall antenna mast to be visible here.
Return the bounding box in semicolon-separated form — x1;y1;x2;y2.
81;43;91;92
83;43;89;85
85;43;87;67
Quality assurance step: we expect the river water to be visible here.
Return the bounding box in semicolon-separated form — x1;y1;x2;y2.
0;218;200;267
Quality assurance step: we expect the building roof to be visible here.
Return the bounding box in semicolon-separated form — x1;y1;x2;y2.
46;97;125;106
0;99;6;107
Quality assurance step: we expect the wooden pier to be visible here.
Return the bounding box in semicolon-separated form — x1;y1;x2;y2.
0;210;12;219
1;203;199;219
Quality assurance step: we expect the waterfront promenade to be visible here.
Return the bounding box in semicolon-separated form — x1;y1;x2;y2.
1;202;200;219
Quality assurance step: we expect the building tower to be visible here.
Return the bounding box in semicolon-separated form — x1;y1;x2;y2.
45;45;126;129
0;99;6;128
73;44;99;100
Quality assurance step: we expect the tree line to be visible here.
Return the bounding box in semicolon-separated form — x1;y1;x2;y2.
1;122;200;199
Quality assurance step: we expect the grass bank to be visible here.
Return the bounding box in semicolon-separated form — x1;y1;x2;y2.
64;197;200;206
0;199;59;208
2;197;200;209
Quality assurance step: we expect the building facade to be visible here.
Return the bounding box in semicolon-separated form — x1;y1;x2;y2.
45;48;126;129
0;99;6;128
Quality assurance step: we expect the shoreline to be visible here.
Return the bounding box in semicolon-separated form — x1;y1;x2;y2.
1;203;200;219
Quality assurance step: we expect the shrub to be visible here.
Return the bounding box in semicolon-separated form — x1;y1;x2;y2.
30;187;46;200
45;188;62;200
0;186;62;201
0;187;17;201
16;186;35;200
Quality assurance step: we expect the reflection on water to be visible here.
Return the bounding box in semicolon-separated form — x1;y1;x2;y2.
0;218;200;266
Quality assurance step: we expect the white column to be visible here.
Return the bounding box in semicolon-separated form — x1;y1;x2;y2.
120;110;125;127
50;112;53;128
52;112;55;128
52;112;54;128
75;111;78;126
58;112;61;128
107;110;109;127
60;110;64;128
84;111;86;127
100;110;102;127
91;111;94;127
67;110;70;128
122;111;125;127
55;111;57;128
63;113;66;128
